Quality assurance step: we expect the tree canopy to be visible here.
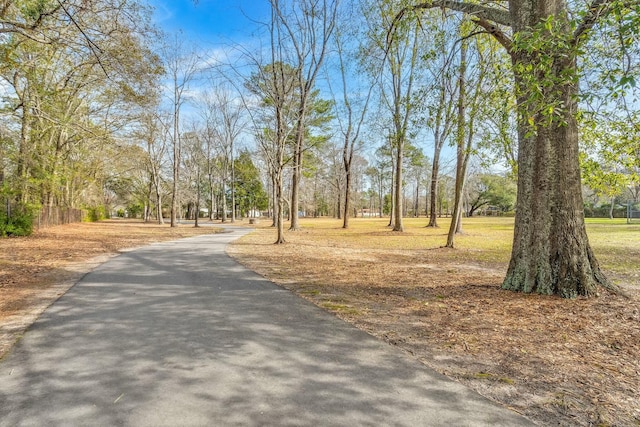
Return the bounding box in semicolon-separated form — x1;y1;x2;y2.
1;0;638;297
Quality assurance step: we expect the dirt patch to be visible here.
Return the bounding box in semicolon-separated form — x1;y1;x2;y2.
227;225;640;427
0;219;222;357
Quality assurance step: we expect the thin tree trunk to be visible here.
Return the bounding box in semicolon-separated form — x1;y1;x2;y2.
609;196;615;220
290;148;302;230
271;172;277;227
428;152;441;227
275;171;285;244
231;144;236;223
290;97;307;230
447;40;467;248
343;165;352;228
393;140;404;231
414;181;419;217
221;179;227;223
195;170;200;228
170;94;180;228
388;150;395;226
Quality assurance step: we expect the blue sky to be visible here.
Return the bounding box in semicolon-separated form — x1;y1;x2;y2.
148;0;270;45
144;1;456;168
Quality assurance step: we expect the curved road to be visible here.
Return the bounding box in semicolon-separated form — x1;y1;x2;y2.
0;227;534;426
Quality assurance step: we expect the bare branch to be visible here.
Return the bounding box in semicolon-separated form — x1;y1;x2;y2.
56;0;109;78
574;0;640;44
411;1;511;27
573;0;611;43
0;27;50;44
388;1;511;56
472;17;513;52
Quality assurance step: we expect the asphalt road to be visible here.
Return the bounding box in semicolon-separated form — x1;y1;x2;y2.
0;226;535;426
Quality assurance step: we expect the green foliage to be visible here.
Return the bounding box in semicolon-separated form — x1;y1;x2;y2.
383;194;392;215
580;2;640;104
511;17;579;137
233;150;268;217
86;206;107;222
126;203;144;218
0;0;163;222
246;61;300;110
19;0;56;21
580;111;639;200
0;203;36;237
468;174;517;215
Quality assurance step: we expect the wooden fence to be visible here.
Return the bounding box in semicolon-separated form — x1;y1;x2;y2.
35;207;85;229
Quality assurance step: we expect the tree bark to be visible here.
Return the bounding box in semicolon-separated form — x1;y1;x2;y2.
275;170;286;243
502;33;610;297
427;151;441;227
393;139;404;231
446;40;467;248
343;160;352;228
609;196;614;220
290;144;302;230
402;0;620;297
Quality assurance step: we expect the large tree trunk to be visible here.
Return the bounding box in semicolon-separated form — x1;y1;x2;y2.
502;20;611;297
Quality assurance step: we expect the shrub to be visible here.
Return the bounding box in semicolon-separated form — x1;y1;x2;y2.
86;206;108;222
0;204;36;237
126;203;144;218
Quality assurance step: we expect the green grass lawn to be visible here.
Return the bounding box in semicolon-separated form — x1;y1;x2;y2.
585;218;640;279
289;216;639;285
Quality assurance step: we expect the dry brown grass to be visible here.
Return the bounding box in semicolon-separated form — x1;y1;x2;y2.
227;217;640;427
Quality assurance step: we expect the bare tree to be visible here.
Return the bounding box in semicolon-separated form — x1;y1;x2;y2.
138;111;169;224
161;34;200;227
446;34;497;247
422;18;459;228
244;23;298;243
330;2;374;229
365;0;425;232
270;0;338;232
